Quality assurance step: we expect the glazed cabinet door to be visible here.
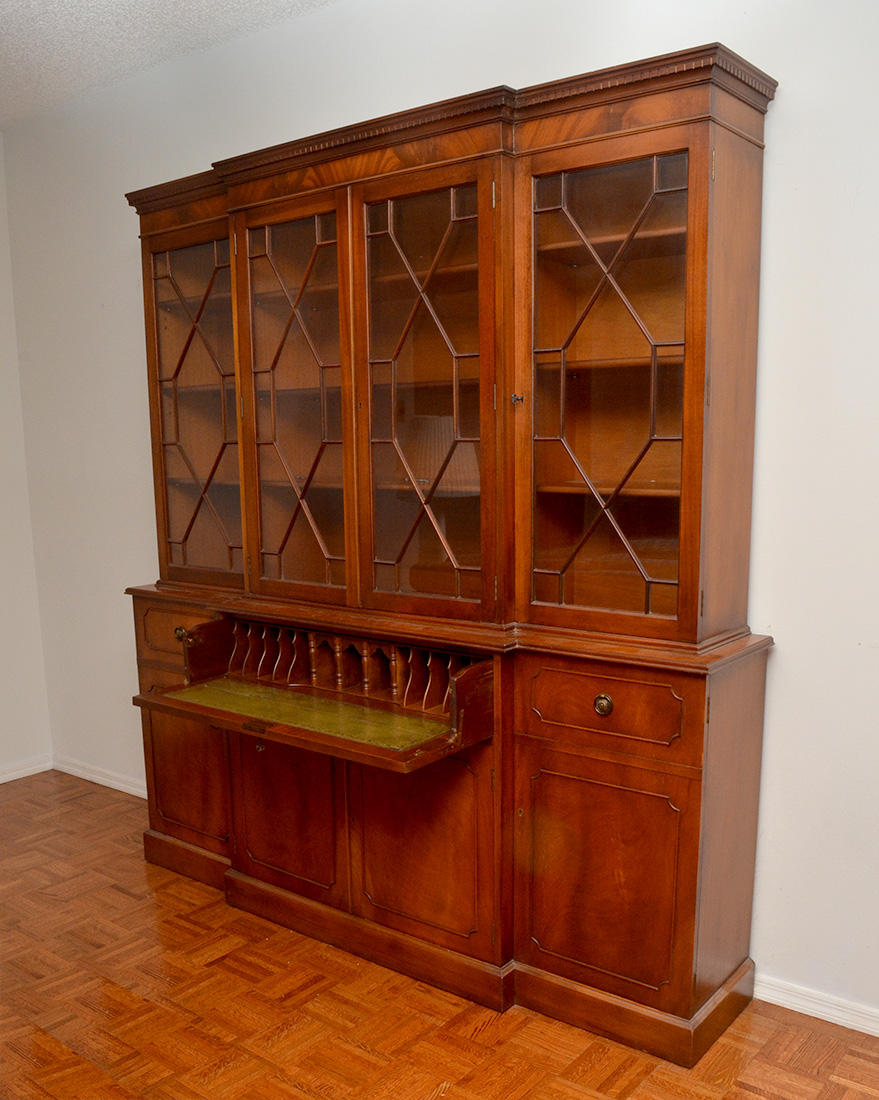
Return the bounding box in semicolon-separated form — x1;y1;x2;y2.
517;127;708;640
352;162;498;620
514;738;701;1015
143;225;244;587
236;191;354;603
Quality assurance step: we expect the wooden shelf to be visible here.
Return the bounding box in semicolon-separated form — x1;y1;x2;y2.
534;353;684;371
535;225;685;264
536;481;680;498
156;293;231;312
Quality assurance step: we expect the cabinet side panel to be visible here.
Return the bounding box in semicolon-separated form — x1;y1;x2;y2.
693;647;768;1009
700;123;766;639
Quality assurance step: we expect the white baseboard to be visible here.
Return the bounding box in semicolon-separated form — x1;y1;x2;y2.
0;755;53;784
51;755;147;800
755;973;879;1037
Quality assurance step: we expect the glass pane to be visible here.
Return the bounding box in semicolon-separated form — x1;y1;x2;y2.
565;159;654;266
655;354;685;437
371;362;393;440
428;219;479;355
565;365;653;494
152;238;241;575
534;356;562;440
300;243;341;365
393;189;453;280
534;207;605;352
453;183;478;220
373;444;422;562
250;210;345;589
368;232;419;361
567;511;648;613
612;191;687;344
398;514;458;597
366;183;483;603
531;154;688;617
656;152;688;192
458;359;480;439
567;280;653;366
534;174;563;210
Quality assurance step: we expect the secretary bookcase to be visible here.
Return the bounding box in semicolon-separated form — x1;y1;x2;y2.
127;44;775;1065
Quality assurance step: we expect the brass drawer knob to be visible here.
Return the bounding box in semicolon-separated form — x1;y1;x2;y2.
593;693;614;717
173;625;188;642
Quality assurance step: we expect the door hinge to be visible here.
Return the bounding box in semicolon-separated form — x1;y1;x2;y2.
711;149;716;181
700;589;705;617
706;695;711;726
491;180;496;209
492;923;496;946
240;395;245;418
491;767;495;792
493;383;497;411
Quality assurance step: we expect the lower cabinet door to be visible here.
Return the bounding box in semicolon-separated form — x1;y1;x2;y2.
514;738;701;1014
143;710;232;856
230;733;349;910
349;743;495;960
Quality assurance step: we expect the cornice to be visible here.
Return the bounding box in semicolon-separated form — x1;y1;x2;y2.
126;43;776;216
125;170;225;215
516;43;777;111
213;87;518;185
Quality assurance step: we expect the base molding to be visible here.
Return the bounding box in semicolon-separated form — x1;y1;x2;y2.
141;838;753;1064
515;958;754;1066
52;755;148;799
225;870;516;1012
754;974;879;1039
143;829;230;889
0;755;52;785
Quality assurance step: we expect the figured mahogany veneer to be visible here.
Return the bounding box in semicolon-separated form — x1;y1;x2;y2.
127;44;775;1065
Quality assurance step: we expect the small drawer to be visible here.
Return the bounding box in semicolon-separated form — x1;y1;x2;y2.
132;597;214;668
137;664;187;694
516;655;704;766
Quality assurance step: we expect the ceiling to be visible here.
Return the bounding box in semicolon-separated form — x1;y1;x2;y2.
0;0;340;132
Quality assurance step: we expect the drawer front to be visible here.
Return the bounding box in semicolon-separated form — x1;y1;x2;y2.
132;596;215;668
515;654;704;766
137;664;186;694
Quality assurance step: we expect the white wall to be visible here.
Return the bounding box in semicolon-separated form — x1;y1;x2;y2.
3;0;878;1032
0;135;53;780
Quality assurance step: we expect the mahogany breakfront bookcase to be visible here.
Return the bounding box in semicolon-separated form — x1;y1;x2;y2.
126;44;776;1065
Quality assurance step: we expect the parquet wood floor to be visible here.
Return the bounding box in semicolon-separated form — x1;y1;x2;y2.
2;772;877;1100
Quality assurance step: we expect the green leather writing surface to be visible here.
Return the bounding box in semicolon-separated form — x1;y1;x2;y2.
167;676;446;752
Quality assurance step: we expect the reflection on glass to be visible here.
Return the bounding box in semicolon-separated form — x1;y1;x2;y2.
249;211;345;588
531;153;688;617
152;239;241;574
366;184;482;601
